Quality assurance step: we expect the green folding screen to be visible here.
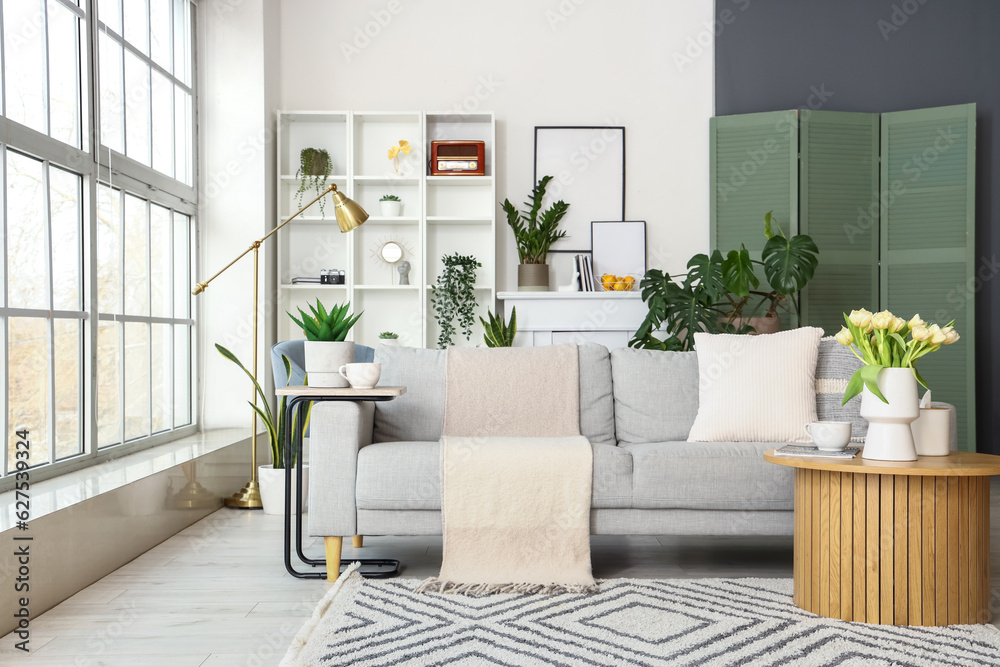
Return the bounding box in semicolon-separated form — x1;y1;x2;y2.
709;110;798;327
710;103;976;451
880;104;976;451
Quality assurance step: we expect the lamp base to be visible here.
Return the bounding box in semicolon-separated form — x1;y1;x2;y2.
172;481;219;510
224;480;264;509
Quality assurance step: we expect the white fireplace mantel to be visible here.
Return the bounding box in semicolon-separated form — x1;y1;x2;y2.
497;291;649;349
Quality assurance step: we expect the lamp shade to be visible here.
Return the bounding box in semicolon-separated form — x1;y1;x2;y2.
333;189;369;233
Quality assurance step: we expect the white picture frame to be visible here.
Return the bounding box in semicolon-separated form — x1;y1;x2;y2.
533;126;625;253
590;221;646;284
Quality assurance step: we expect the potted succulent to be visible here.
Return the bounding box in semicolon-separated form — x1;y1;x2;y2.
480;306;516;347
296;148;332;215
379;194;402;217
431;253;480;348
502;175;569;291
836;309;959;462
287;299;362;387
630;212;819;351
378;331;400;346
215;348;311;514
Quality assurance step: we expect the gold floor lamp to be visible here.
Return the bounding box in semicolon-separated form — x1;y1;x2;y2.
193;183;369;508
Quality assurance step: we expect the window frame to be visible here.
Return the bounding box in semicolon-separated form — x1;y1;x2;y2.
0;0;199;492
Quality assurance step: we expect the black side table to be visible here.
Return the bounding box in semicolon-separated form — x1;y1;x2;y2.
277;385;406;580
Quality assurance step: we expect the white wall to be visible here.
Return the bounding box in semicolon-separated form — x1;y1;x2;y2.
278;0;715;290
198;0;278;439
198;0;715;428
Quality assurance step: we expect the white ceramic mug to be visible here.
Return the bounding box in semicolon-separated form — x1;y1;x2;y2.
804;421;852;451
337;362;381;389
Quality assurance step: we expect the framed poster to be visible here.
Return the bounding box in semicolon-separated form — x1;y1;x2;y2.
533;126;625;253
591;221;646;282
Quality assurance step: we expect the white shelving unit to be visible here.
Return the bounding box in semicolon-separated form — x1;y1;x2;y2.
276;111;496;349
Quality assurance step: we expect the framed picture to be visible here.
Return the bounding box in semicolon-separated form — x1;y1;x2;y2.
590;221;646;283
533;126;625;253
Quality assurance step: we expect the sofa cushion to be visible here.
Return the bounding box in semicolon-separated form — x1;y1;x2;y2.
815;336;867;442
356;441;633;510
622;441;794;511
687;327;823;443
372;343;616;446
610;348;699;444
373;346;447;443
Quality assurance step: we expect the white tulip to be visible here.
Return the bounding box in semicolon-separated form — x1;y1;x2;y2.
835;327;853;346
849;309;873;330
871;311;895;330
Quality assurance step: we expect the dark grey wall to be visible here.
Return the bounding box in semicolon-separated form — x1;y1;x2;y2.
715;0;999;454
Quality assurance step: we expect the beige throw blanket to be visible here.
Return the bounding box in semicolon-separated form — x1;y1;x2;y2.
416;344;596;594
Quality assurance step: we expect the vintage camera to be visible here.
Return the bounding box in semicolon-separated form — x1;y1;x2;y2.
320;269;345;285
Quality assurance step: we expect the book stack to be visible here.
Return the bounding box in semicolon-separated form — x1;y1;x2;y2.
575;255;595;292
291;276;321;285
772;444;861;459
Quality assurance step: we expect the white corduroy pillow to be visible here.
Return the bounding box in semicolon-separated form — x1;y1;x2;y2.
687;327;824;443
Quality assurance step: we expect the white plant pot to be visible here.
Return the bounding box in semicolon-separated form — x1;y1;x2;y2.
304;340;354;388
378;338;400;347
258;464;308;516
380;200;401;217
860;367;919;461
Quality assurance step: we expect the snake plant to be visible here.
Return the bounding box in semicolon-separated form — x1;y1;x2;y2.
480;307;516;347
502;175;569;265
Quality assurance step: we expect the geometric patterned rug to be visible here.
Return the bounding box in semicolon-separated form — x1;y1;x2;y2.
280;564;1000;667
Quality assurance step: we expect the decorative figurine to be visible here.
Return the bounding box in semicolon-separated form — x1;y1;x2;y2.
397;260;411;285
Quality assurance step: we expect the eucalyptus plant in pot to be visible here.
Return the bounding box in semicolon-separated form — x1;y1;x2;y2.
502;175;569;291
287;299;362;387
836;309;959;461
215;347;311;514
296;148;332;215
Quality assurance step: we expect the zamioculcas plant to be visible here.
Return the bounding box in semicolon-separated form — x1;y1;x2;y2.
502;175;569;265
480;306;516;347
215;347;310;469
287;299;362;341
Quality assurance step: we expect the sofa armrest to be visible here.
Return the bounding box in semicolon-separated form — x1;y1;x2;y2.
930;401;959;451
308;401;374;537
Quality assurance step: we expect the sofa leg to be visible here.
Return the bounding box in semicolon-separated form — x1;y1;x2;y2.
352;535;364;548
324;537;343;582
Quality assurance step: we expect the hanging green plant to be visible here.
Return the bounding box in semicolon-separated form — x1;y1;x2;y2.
431;253;481;348
296;148;332;216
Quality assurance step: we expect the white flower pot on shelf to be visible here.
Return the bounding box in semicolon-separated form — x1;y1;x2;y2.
258;464;309;515
304;340;354;387
860;367;919;461
380;200;401;217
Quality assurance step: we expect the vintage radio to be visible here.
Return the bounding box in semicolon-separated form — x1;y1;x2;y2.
429;140;486;175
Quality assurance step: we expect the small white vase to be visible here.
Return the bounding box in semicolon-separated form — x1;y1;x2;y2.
258;464;309;516
380;200;401;217
303;340;354;387
860;367;919;461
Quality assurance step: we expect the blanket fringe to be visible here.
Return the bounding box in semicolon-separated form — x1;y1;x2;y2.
413;577;599;596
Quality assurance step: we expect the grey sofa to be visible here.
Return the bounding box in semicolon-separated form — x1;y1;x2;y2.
307;341;957;570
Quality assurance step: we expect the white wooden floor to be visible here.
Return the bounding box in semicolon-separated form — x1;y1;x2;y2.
5;480;1000;666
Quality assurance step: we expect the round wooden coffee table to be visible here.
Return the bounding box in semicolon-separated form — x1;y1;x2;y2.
764;450;1000;626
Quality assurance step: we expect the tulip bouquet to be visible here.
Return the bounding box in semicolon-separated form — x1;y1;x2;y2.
836;309;959;404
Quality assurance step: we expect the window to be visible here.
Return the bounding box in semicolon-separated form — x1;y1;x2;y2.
0;0;197;488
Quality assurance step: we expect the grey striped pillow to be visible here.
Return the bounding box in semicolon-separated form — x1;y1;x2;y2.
815;337;867;442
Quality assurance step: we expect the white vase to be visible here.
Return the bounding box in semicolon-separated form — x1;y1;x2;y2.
860;367;919;461
380;200;401;217
303;340;354;387
258;464;309;516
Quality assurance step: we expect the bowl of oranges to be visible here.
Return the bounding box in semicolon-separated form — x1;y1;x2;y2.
600;274;637;292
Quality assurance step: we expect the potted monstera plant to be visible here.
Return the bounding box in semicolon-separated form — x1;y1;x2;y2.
629;212;819;351
287;299;362;387
502;175;569;291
